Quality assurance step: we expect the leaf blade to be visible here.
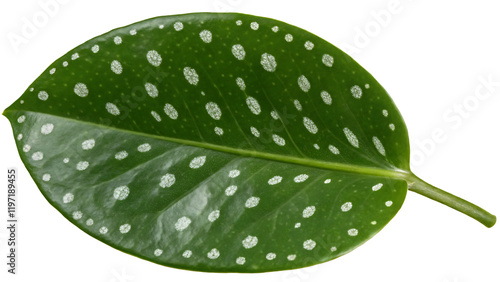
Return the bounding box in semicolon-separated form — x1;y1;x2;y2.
4;13;411;272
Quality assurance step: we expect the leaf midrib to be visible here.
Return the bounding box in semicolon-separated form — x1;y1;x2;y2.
5;109;411;181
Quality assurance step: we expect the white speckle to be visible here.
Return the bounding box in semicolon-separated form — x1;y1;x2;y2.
164;103;178;120
160;173;176;188
293;99;302;111
250;22;259;30
174;22;184;31
228;170;240;178
62;61;68;67
71;53;79;60
207;248;220;259
303;117;318;134
205;102;222;120
113;186;129;200
183;67;199;85
245;196;260;208
341;202;353;212
74;83;89;97
114;36;122;45
147;50;162;67
119;223;131;233
183;250;192;258
17;115;26;123
351;85;362;99
201;91;205;96
372;183;383;191
371;221;377;225
322;54;334;67
41;123;54;135
154;249;163;256
348;228;359;236
17;134;23;141
294;223;301;228
86;219;94;226
199;30;212;43
272;134;285;146
321;91;332;105
382;109;389;117
32;152;44;161
72;211;83;220
236;77;246;90
236;20;242;26
372;136;386;156
231;44;246;60
266;253;276;260
302;206;316;218
343;128;359;148
389;123;395;131
250;126;260;137
38;91;49;101
285;34;293;42
115;151;128;160
50;68;56;74
303;239;316;250
208;210;220;222
304;41;314;50
268;176;282;185
385;201;393;207
138;143;151;152
175;216;191;231
225;185;237;196
330;246;337;252
298;75;311;92
63;158;69;163
99;226;108;234
270;111;279;120
242;235;258;249
365;84;370;89
214;126;224;136
159;24;164;29
91;45;99;53
42;173;51;182
63;193;74;203
23;145;31;152
151;111;162;122
324;179;331;184
287;255;296;261
76;161;89;171
328;145;340;155
294;174;309;183
246;97;261;115
144;83;158;98
260;53;277;72
272;26;279;32
130;29;137;35
110;60;123;74
189;156;206;169
236;257;246;265
313;144;320;150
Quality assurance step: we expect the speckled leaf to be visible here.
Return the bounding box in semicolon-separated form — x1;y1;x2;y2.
4;13;412;272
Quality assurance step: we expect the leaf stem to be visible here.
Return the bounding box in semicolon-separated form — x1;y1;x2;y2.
407;174;496;228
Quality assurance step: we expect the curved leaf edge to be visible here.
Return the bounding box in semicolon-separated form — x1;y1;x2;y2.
4;110;408;273
3;12;412;174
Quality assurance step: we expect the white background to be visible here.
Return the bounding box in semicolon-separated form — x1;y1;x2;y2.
1;0;499;281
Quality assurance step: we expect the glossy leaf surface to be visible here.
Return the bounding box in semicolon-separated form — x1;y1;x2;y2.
4;13;410;272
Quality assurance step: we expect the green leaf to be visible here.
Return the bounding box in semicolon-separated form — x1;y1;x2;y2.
3;13;495;272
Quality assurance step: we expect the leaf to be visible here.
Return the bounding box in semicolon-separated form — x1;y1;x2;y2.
3;13;495;273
